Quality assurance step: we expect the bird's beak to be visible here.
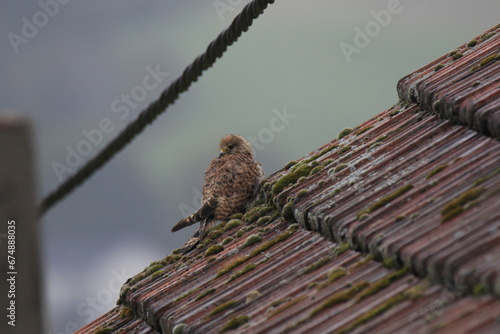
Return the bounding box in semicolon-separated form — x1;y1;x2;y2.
219;148;226;157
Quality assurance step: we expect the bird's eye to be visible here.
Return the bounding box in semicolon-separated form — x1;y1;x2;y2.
228;145;234;150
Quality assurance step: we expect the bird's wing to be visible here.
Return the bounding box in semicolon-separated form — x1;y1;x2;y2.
171;196;218;232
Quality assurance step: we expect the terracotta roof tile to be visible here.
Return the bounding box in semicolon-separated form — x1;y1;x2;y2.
76;25;500;334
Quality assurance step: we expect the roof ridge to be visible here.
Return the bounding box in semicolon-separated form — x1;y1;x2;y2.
397;24;500;140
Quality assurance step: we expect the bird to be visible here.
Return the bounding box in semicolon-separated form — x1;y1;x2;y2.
172;134;263;253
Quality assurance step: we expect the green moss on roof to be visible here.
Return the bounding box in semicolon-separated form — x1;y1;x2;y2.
224;219;241;231
282;202;294;221
333;242;350;256
434;64;444;71
220;315;249;332
357;267;409;302
467;39;478;47
356;184;414;220
382;258;398;269
207;229;224;240
338;146;351;155
352;255;375;270
195;288;216;301
256;216;272;226
357;126;374;135
242;234;262;248
319;267;347;289
206;300;238;318
119;306;133;319
473;168;500;186
472;283;487;295
338;128;354;140
172;324;187;334
334;164;348;173
242;204;273;223
302;256;332;275
426;164;448;179
175;286;201;302
227;264;257;283
268;296;307;319
441;187;485;223
205;245;224;257
217;227;297;278
93;328;113;334
222;237;234;245
271;163;314;195
145;263;163;276
310;281;370;317
471;53;500;71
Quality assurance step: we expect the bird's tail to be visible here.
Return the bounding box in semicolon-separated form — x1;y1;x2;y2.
171;196;217;232
178;226;201;254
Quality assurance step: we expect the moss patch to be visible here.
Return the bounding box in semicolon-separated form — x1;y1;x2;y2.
268;296;307;319
119;306;133;318
271;164;314;195
441;187;485;223
467;39;478;47
216;256;247;278
175;286;201;302
426;164;448;179
206;300;238;318
310;281;369;317
338;146;351;155
319;267;347;289
357;267;409;301
222;237;234;245
333;242;350;256
242;234;263;248
227;264;257;283
472;283;487;295
242;205;273;224
208;229;224;240
93;328;113;334
220;315;249;332
352;255;375;270
302;256;332;275
473;168;500;186
434;64;444;71
356;184;414;220
195;288;216;301
471;53;500;71
216;228;297;278
338;128;354;139
205;245;224;257
282;202;294;221
334;164;347;173
357;126;374;135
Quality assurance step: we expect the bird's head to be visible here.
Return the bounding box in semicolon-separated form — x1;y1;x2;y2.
219;134;253;158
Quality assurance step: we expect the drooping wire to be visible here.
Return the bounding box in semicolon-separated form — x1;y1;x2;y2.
39;0;276;216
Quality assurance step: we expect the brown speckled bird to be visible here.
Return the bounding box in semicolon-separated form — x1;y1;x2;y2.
172;134;263;253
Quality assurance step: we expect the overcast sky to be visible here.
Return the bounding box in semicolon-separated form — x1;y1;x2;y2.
1;1;499;332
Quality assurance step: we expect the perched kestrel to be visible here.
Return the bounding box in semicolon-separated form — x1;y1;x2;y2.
172;134;263;253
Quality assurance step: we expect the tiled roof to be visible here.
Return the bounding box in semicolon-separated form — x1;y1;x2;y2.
77;25;500;334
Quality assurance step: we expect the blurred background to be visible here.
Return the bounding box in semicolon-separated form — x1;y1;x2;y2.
1;0;499;332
